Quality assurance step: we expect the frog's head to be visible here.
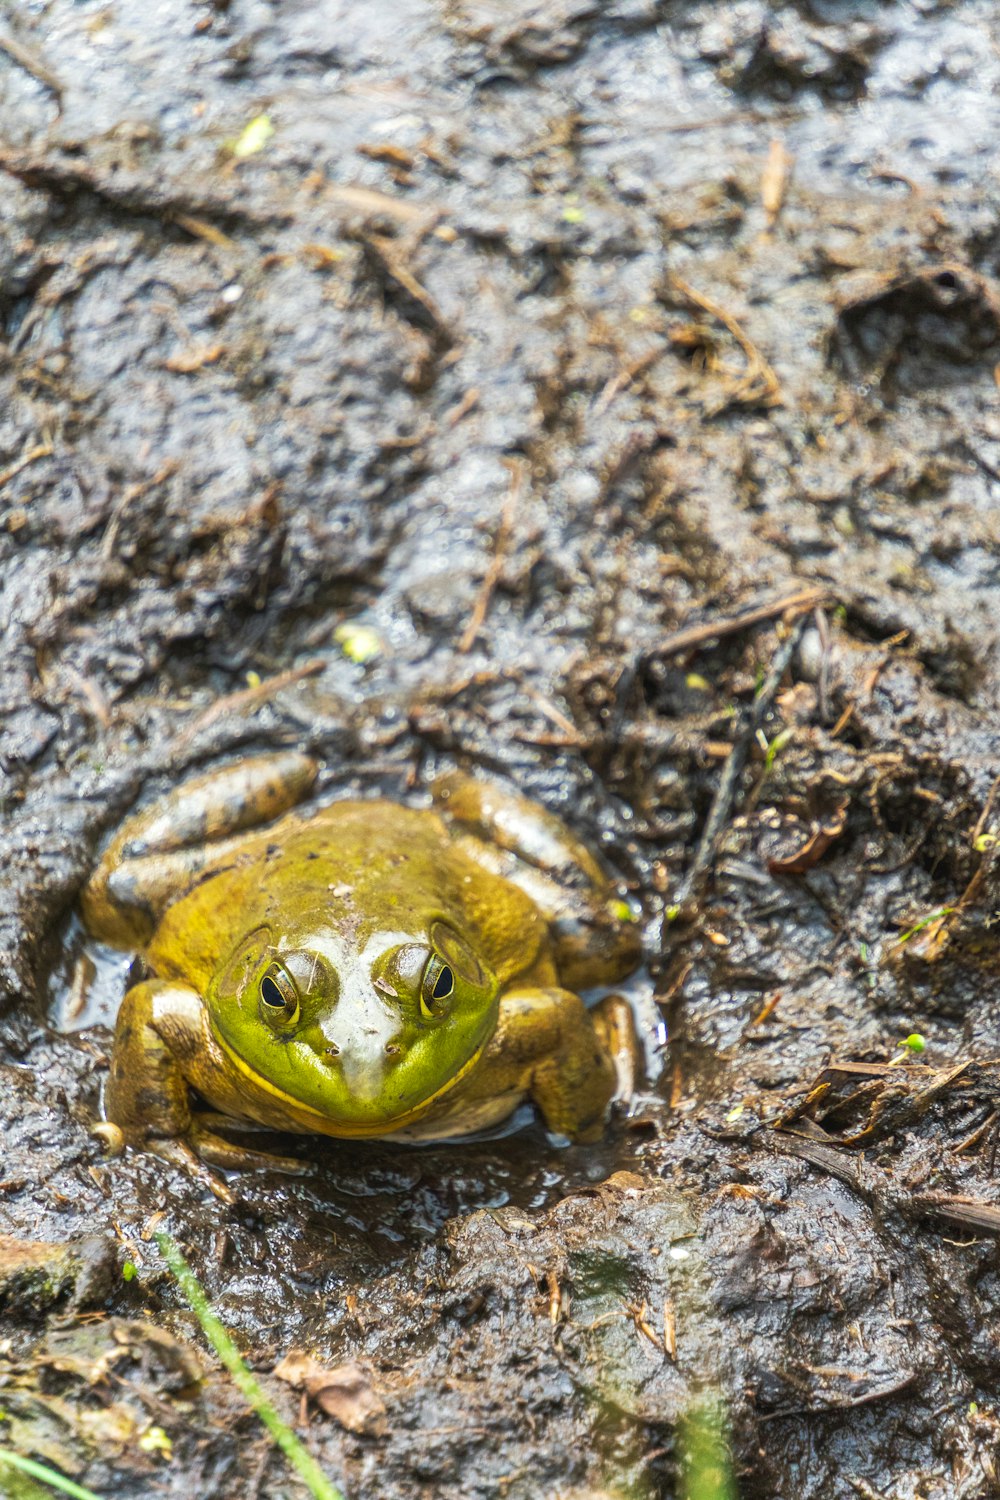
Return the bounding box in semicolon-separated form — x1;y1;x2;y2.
207;916;500;1132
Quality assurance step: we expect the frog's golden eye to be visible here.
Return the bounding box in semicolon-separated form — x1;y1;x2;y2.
419;955;455;1021
259;962;300;1026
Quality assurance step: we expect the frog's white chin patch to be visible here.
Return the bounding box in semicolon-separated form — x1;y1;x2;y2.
286;928;408;1102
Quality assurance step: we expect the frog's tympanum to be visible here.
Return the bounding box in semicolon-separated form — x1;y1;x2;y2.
83;753;642;1198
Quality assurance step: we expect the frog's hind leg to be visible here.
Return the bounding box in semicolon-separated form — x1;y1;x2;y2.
432;773;642;989
82;751;318;948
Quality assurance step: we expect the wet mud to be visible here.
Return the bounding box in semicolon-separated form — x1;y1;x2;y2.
3;1;1000;1496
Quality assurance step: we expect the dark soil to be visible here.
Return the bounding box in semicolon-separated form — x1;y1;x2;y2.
3;2;1000;1497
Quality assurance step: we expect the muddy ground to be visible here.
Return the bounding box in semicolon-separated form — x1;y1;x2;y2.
3;1;1000;1496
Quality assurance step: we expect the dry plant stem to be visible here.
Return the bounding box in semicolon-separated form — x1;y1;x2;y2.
0;34;64;108
668;273;782;405
771;1133;1000;1238
459;459;524;653
178;658;327;742
672;620;805;908
651;587;827;659
0;440;53;491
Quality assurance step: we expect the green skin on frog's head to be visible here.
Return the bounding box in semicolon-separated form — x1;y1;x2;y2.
207;913;501;1131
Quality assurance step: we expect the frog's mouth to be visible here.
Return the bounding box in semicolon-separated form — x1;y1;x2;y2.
211;1026;489;1137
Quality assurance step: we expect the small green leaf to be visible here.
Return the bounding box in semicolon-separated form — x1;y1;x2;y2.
138;1426;172;1460
899;1032;926;1054
333;621;381;664
122;1261;137;1282
232;114;274;159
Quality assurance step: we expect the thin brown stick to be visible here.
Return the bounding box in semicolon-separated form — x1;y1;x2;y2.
101;461;180;557
0;34;63;109
668;273;782;406
0;441;53;491
178;658;327;743
459;461;524;654
651;587;828;659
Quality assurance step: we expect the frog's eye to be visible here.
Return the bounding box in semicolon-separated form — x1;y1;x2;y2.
259;962;300;1027
419;955;455;1022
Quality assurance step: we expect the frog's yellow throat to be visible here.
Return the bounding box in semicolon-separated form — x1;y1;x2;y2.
211;1027;488;1137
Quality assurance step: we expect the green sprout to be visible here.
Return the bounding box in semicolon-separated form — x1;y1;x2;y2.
763;727;794;773
155;1234;345;1500
899;1032;926;1054
895;907;955;945
0;1451;107;1500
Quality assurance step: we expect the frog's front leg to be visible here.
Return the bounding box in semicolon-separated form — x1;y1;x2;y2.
488;987;639;1141
82;752;318;948
97;980;307;1203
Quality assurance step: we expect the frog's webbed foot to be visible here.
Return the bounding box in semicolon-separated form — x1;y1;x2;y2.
82;751;319;948
149;1137;240;1206
93;1119;237;1205
431;773;642;989
95;1121;311;1205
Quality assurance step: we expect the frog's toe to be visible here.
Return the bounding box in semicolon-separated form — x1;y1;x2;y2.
590;994;643;1105
146;1137;239;1206
189;1125;312;1179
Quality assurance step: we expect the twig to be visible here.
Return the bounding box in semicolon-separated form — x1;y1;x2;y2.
0;33;63;110
662;1298;677;1361
650;587;827;660
668;273;782;406
761;138;792;227
100;461;180;557
177;658;327;743
593;348;660;417
459;460;524;653
0;440;53;491
671;620;805;906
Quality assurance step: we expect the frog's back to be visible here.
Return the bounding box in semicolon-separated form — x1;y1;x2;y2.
148;799;548;989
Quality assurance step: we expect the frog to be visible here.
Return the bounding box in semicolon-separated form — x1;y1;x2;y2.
82;751;643;1201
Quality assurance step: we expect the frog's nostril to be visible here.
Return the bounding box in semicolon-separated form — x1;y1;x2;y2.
324;1043;341;1059
384;1042;401;1059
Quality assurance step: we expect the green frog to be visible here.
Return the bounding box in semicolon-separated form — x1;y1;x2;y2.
83;752;642;1200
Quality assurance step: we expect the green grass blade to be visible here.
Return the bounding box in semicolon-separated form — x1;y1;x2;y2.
0;1450;107;1500
155;1233;345;1500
